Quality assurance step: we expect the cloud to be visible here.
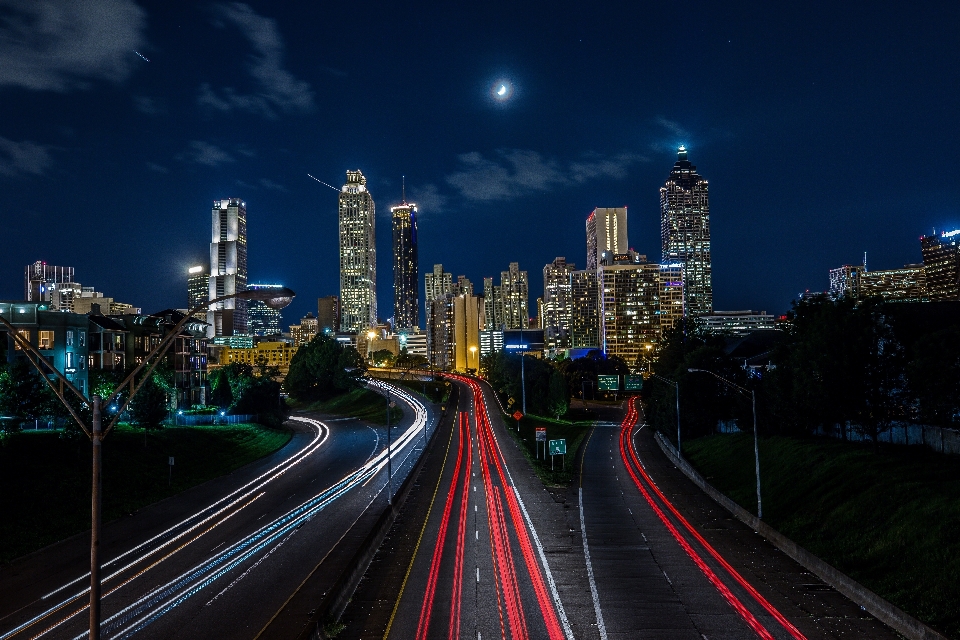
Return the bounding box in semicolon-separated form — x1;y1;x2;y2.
198;3;313;118
408;183;446;215
0;136;53;176
446;149;647;202
183;141;235;167
259;178;286;191
656;117;690;139
0;0;146;91
133;96;164;115
146;161;168;173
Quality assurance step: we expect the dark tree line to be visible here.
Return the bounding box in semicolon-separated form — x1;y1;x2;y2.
643;298;960;446
283;334;366;403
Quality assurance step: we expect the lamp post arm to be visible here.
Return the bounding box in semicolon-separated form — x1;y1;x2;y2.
0;313;91;408
20;346;93;437
691;368;751;398
102;332;182;436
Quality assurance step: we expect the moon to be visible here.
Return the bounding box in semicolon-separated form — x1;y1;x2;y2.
491;79;513;102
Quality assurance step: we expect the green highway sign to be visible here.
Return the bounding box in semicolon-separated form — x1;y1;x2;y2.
548;439;566;455
624;375;643;391
597;375;620;391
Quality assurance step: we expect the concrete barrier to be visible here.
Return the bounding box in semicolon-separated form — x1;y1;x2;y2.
653;431;948;640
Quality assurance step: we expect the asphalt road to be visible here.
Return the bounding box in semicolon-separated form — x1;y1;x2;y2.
0;381;433;640
374;375;584;640
575;398;901;639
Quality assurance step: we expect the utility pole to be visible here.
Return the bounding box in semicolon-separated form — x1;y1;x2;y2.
90;397;101;640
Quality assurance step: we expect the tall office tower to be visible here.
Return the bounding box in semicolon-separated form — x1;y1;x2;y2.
453;292;485;371
24;261;74;305
391;198;419;330
246;284;284;335
187;266;208;319
339;170;377;332
424;264;453;302
570;270;600;348
456;275;474;296
660;146;712;316
829;264;866;300
921;231;960;301
599;253;661;369
658;263;685;335
427;293;456;369
208;198;248;336
859;265;928;303
317;296;340;335
482;277;505;330
585;208;629;271
500;262;529;329
542;257;576;351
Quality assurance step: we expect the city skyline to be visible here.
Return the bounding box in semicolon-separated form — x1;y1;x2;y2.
1;2;958;326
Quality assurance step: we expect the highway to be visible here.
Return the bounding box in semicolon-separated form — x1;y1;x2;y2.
576;397;900;639
0;381;432;640
380;375;576;640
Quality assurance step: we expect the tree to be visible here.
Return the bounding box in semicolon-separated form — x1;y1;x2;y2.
129;374;168;432
547;369;568;419
370;349;395;368
907;325;960;427
0;359;57;433
395;349;429;370
209;368;234;410
285;335;365;403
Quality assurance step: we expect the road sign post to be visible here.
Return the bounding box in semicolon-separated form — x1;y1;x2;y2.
168;456;174;486
548;438;566;471
535;427;546;459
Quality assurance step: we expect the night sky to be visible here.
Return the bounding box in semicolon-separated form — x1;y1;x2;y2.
2;1;959;327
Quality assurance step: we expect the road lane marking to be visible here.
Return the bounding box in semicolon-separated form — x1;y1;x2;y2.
579;489;608;640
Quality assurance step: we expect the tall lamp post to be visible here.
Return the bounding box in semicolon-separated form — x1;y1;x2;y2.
687;368;762;519
0;287;294;640
649;373;681;460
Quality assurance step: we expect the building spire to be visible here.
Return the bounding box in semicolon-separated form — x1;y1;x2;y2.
401;175;406;204
677;145;687;161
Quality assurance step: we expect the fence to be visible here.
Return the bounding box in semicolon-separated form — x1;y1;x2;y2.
166;413;258;426
813;421;960;456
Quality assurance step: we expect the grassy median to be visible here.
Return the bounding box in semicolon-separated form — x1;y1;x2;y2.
684;433;960;638
0;422;291;564
505;412;594;486
294;387;402;425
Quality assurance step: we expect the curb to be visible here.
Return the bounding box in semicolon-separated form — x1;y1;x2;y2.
652;430;947;640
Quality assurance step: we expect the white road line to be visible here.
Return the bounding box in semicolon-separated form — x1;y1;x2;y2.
579;488;608;640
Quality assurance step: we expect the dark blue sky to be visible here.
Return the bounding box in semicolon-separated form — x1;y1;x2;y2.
2;1;959;326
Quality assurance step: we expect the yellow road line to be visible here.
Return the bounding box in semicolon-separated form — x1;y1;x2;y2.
382;409;459;640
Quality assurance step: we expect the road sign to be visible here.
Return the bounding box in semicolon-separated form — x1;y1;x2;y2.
597;375;620;391
535;427;546;442
507;397;515;406
388;401;396;408
548;439;566;455
512;410;523;421
168;457;174;466
624;375;643;391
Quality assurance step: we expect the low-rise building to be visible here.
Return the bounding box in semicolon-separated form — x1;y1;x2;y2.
700;311;776;336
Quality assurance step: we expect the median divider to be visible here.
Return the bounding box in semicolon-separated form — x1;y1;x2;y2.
301;386;460;640
653;430;948;640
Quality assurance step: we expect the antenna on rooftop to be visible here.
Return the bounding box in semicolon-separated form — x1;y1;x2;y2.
402;175;406;204
863;251;867;272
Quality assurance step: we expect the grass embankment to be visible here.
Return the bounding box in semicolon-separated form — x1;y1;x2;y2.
390;379;451;405
684;434;960;637
504;409;594;486
0;423;291;564
295;387;402;425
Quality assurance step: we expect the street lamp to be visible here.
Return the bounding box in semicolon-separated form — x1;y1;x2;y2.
649;373;681;461
687;368;762;519
0;286;294;640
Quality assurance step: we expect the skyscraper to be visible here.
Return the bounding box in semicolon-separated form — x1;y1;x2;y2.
425;264;453;304
482;277;504;330
921;231;960;301
246;284;284;335
24;261;74;306
317;296;340;335
500;262;528;330
208;198;248;336
828;264;866;300
660;146;712;316
187;266;208;319
542;257;576;351
599;253;661;369
391;198;419;330
339;170;377;332
570;270;600;348
585;208;628;271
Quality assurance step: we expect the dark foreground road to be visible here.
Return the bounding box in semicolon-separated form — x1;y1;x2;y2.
574;398;899;640
0;381;432;640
